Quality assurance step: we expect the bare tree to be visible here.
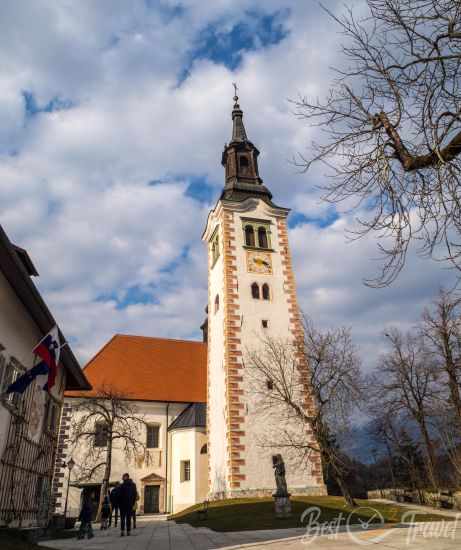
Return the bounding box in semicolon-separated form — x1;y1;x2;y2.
245;320;363;507
369;407;428;499
371;329;441;489
69;385;146;518
431;405;461;484
294;1;461;286
421;288;461;430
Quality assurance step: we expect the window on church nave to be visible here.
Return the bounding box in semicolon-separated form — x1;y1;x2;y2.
94;422;109;447
214;294;220;313
146;425;160;448
251;282;260;299
181;460;191;482
200;444;207;454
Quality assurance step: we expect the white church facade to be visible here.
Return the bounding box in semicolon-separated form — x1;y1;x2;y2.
54;95;326;516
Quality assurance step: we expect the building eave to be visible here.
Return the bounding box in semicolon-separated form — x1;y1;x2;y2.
0;224;91;391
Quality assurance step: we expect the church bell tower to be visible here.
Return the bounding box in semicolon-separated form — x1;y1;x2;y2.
202;91;325;499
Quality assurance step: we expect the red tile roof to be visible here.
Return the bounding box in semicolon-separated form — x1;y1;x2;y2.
65;335;207;403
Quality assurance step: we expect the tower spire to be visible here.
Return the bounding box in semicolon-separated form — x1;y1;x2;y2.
231;83;248;142
221;85;273;202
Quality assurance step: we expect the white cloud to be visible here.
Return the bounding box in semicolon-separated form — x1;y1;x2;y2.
0;0;454;368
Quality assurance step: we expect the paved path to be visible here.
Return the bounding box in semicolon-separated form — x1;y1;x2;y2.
247;522;461;549
40;516;306;550
40;515;461;550
373;498;461;518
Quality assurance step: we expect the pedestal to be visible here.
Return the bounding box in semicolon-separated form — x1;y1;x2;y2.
273;495;292;518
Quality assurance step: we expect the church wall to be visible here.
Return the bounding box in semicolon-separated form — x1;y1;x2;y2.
170;427;207;513
195;431;208;503
229;200;322;494
206;213;230;497
55;398;187;517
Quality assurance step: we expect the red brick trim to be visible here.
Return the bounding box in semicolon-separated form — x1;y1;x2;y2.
222;208;247;486
277;217;324;481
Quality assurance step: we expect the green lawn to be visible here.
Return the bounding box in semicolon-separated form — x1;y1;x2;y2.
170;496;455;532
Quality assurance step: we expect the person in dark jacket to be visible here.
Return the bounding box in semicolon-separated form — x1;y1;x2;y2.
118;473;137;536
108;483;120;528
100;495;111;530
77;490;94;540
130;479;139;529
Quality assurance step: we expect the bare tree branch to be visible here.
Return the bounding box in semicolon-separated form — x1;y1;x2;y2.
294;0;461;286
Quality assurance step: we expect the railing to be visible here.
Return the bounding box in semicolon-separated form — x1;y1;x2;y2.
0;383;60;527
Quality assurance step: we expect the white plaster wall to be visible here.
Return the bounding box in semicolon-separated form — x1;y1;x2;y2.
0;269;67;526
61;399;187;517
230;200;319;492
171;428;206;512
195;431;208;503
206;214;230;496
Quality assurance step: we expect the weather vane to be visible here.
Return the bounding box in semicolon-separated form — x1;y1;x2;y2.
232;82;238;102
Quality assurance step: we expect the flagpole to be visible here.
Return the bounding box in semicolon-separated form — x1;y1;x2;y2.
33;325;59;350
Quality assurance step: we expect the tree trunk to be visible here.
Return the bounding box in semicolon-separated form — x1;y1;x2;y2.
418;418;439;491
97;439;113;521
442;336;461;432
333;469;356;508
321;444;357;508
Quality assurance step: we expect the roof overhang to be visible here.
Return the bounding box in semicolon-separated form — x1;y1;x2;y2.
0;224;91;391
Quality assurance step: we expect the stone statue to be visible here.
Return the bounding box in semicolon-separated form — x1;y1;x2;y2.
273;454;289;497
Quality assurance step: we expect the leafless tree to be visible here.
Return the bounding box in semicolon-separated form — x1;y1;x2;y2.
69;385;146;518
370;329;441;489
370;407;427;499
431;405;461;484
294;1;461;286
421;288;461;430
245;320;363;507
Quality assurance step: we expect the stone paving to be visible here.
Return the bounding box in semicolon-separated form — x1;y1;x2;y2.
40;516;306;550
40;514;461;550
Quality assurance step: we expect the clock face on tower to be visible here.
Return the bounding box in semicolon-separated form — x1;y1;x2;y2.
246;250;272;274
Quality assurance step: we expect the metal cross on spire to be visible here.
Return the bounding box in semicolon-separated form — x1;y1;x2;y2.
232;82;238;103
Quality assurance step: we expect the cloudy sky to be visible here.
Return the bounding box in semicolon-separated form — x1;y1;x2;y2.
0;0;453;367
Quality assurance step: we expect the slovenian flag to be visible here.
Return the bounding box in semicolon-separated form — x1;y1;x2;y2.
6;326;61;394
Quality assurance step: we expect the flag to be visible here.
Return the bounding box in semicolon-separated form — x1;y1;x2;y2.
6;326;61;394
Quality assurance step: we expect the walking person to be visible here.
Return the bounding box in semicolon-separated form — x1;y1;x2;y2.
100;495;111;530
118;473;137;537
77;490;94;540
131;482;139;529
109;483;120;528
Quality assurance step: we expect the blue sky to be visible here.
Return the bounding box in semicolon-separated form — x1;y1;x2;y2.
0;0;454;365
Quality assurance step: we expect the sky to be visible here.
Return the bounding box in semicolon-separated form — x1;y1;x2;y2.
0;0;454;368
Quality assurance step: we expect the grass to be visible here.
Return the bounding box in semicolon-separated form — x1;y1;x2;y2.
170;496;455;532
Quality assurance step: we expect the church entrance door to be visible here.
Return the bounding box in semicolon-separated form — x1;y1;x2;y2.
144;485;160;514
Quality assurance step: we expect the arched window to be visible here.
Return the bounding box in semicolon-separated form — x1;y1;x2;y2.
200;444;208;454
262;284;270;300
214;294;219;313
251;283;260;299
258;227;268;249
239;155;249;171
245;225;255;247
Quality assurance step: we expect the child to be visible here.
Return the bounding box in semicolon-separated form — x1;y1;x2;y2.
101;495;111;530
77;490;94;540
